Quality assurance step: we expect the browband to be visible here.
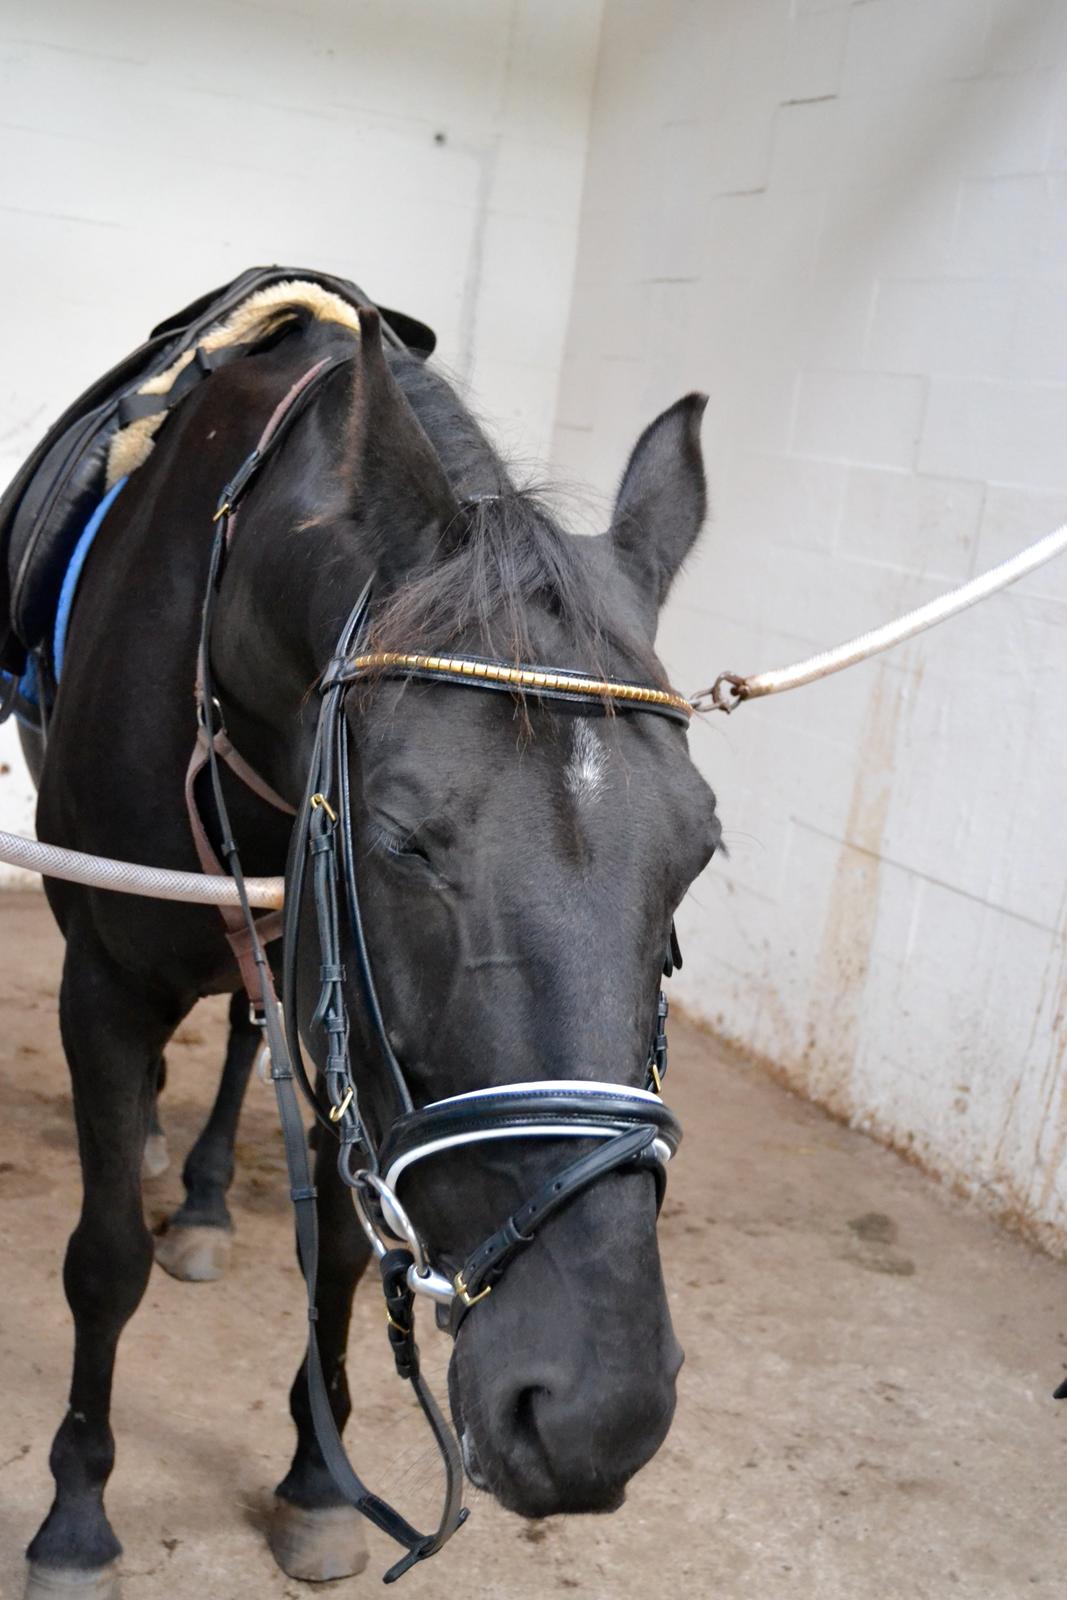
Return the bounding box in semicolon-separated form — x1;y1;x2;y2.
334;651;693;724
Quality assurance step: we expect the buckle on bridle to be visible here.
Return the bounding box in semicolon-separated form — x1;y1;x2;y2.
213;447;262;522
453;1270;492;1309
310;792;338;822
648;989;669;1093
329;1085;354;1122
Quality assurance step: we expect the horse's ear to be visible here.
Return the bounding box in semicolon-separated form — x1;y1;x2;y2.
346;306;458;578
609;394;708;620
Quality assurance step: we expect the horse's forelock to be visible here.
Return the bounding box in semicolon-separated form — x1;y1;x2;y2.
366;359;663;681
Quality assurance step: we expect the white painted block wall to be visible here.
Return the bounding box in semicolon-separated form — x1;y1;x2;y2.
0;0;603;859
554;0;1067;1248
5;0;1066;1251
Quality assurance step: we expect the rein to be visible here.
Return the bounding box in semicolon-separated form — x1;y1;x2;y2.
193;356;688;1581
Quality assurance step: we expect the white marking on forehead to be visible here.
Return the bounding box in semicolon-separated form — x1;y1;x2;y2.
564;721;607;804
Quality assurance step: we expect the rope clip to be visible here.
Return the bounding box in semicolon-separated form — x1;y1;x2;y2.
689;672;748;715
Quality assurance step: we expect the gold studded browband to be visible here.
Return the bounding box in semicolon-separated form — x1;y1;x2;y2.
340;651;694;723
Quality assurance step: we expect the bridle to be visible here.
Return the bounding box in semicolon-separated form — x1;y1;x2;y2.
289;587;687;1319
194;351;692;1581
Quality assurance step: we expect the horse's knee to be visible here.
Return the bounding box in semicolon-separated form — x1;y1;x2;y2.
64;1212;154;1326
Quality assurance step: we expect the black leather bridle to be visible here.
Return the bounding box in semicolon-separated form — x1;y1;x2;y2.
196;353;691;1582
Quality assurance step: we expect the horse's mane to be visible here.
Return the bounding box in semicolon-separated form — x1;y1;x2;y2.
368;356;663;683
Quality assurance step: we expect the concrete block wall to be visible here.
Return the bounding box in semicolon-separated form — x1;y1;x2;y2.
0;0;603;855
553;0;1067;1248
4;0;1067;1251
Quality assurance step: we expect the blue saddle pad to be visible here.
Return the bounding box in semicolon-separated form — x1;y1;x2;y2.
2;475;126;720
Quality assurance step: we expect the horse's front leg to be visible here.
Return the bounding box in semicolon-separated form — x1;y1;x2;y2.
269;1125;373;1583
26;923;190;1599
155;991;260;1282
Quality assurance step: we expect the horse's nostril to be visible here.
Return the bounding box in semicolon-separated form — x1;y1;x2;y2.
513;1384;548;1441
460;1428;489;1491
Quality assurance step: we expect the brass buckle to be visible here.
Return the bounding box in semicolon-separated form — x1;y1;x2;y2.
649;1062;663;1095
329;1086;354;1123
453;1270;492;1309
310;792;337;822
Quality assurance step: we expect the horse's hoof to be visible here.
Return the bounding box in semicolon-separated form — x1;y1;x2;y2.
24;1563;120;1600
154;1223;232;1282
140;1132;170;1181
268;1500;369;1582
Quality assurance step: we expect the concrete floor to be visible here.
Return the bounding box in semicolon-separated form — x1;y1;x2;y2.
0;893;1064;1599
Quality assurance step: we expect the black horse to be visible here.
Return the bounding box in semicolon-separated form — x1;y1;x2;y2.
19;660;268;1288
19;299;720;1595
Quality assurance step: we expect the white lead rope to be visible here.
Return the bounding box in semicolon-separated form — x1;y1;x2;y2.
0;827;284;909
690;520;1067;713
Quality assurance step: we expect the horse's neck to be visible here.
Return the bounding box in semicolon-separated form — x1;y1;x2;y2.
215;493;373;805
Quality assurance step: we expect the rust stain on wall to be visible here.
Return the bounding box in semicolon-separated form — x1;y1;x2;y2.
797;667;906;1120
988;872;1067;1236
1026;907;1067;1216
1035;1008;1067;1215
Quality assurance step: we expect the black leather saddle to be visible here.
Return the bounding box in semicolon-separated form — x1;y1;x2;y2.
0;265;434;680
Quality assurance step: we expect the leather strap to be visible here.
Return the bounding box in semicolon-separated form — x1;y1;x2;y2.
449;1125;664;1335
182;357;345;980
262;971;466;1581
115;342;257;427
183;728;282;994
193;360;467;1581
380;1086;681;1180
209;726;295;814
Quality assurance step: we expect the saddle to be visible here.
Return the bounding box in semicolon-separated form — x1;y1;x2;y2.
0;265;435;691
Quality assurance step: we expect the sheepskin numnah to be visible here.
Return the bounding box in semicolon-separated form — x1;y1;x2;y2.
105;280;362;488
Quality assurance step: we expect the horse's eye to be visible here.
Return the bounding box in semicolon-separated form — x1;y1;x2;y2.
372;823;431;866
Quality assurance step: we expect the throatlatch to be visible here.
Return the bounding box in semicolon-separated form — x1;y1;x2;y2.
192;336;687;1581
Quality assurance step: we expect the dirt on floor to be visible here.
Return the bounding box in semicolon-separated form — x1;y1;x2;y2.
0;893;1065;1600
